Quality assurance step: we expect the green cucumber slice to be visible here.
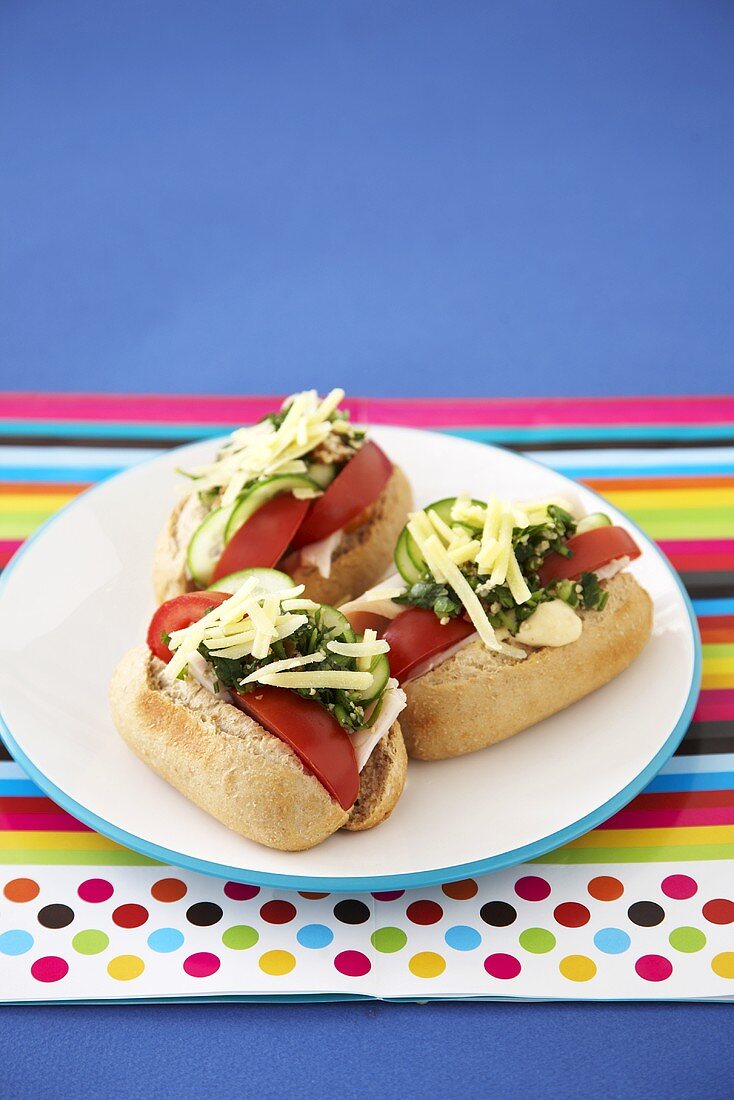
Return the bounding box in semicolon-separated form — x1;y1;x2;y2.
207;567;293;597
576;512;612;535
307;462;337;489
426;496;485;530
395;527;424;584
394;497;483;584
186;502;237;588
312;604;356;644
350;652;390;704
224;474;320;542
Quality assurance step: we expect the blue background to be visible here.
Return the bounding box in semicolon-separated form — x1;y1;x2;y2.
1;0;733;397
1;2;733;1097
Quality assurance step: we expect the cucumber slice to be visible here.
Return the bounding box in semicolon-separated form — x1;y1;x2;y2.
186;502;237;588
576;512;612;535
307;462;337;489
224;474;320;542
427;496;485;530
312;604;356;644
394;498;482;584
207;567;293;597
349;652;390;704
395;527;424;584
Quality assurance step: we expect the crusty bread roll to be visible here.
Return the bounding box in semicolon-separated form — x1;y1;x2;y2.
152;466;413;607
400;572;653;760
110;646;407;851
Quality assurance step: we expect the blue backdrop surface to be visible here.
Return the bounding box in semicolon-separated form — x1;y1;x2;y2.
1;0;733;398
1;2;733;1098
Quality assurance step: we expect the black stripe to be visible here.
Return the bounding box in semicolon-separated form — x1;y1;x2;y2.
679;572;734;600
676;736;734;756
675;720;734;757
683;720;734;742
0;433;186;450
513;436;734;452
2;431;734;452
0;737;12;761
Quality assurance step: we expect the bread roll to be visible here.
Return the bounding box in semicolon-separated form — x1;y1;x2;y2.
110;646;407;851
152;466;413;607
400;572;653;760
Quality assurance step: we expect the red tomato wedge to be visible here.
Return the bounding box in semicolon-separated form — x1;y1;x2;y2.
147;591;230;663
232;686;359;811
290;441;393;549
211;494;310;582
383;607;477;685
344;611;392;636
538;525;642;587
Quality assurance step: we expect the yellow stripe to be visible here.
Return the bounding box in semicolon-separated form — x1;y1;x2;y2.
702;657;734;676
563;825;734;848
0;493;77;513
601;487;734;510
702;673;734;690
0;831;125;851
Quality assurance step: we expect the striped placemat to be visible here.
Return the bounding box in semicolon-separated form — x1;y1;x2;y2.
0;394;732;1002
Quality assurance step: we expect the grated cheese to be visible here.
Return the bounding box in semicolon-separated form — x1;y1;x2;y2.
183;388;358;506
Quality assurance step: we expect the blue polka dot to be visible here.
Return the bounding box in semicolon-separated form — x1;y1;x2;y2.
147;927;185;953
444;925;482;951
296;924;334;949
0;929;34;956
593;927;631;955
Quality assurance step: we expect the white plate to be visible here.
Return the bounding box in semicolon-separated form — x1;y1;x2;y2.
0;427;700;890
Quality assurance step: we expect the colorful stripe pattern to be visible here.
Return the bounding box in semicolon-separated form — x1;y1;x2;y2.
0;393;732;868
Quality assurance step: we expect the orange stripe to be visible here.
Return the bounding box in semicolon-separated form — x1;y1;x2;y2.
583;475;734;492
0;482;90;495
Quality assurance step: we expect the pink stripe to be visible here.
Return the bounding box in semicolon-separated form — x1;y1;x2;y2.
1;393;734;428
603;806;734;829
694;690;734;723
0;539;21;564
658;539;734;556
0;812;91;832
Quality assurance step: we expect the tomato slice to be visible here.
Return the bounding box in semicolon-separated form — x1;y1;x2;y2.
344;611;392;636
538;526;642;586
290;441;393;549
383;607;476;685
232;686;359;810
211;494;310;582
147;591;230;663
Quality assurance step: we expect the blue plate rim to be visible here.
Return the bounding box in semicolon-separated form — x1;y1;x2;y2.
0;431;702;891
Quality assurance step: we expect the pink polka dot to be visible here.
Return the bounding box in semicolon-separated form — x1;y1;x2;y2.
372;891;405;901
484;953;522;979
661;875;697;900
334;950;371;977
224;882;260;901
77;878;114;903
514;876;551;902
183;952;221;977
31;956;69;983
635;955;673;982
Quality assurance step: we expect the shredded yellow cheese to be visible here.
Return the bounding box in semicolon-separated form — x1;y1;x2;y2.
183;388;356;506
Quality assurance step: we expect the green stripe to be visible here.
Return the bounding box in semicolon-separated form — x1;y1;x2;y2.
533;843;734;864
622;509;734;539
0;514;53;539
703;644;734;659
0;850;161;866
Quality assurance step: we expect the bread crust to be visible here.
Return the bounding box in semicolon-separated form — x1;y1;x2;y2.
400;572;653;760
152;466;413;607
110;646;406;851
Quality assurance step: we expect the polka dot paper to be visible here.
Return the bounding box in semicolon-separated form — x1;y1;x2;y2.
0;394;732;1003
2;862;733;1002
